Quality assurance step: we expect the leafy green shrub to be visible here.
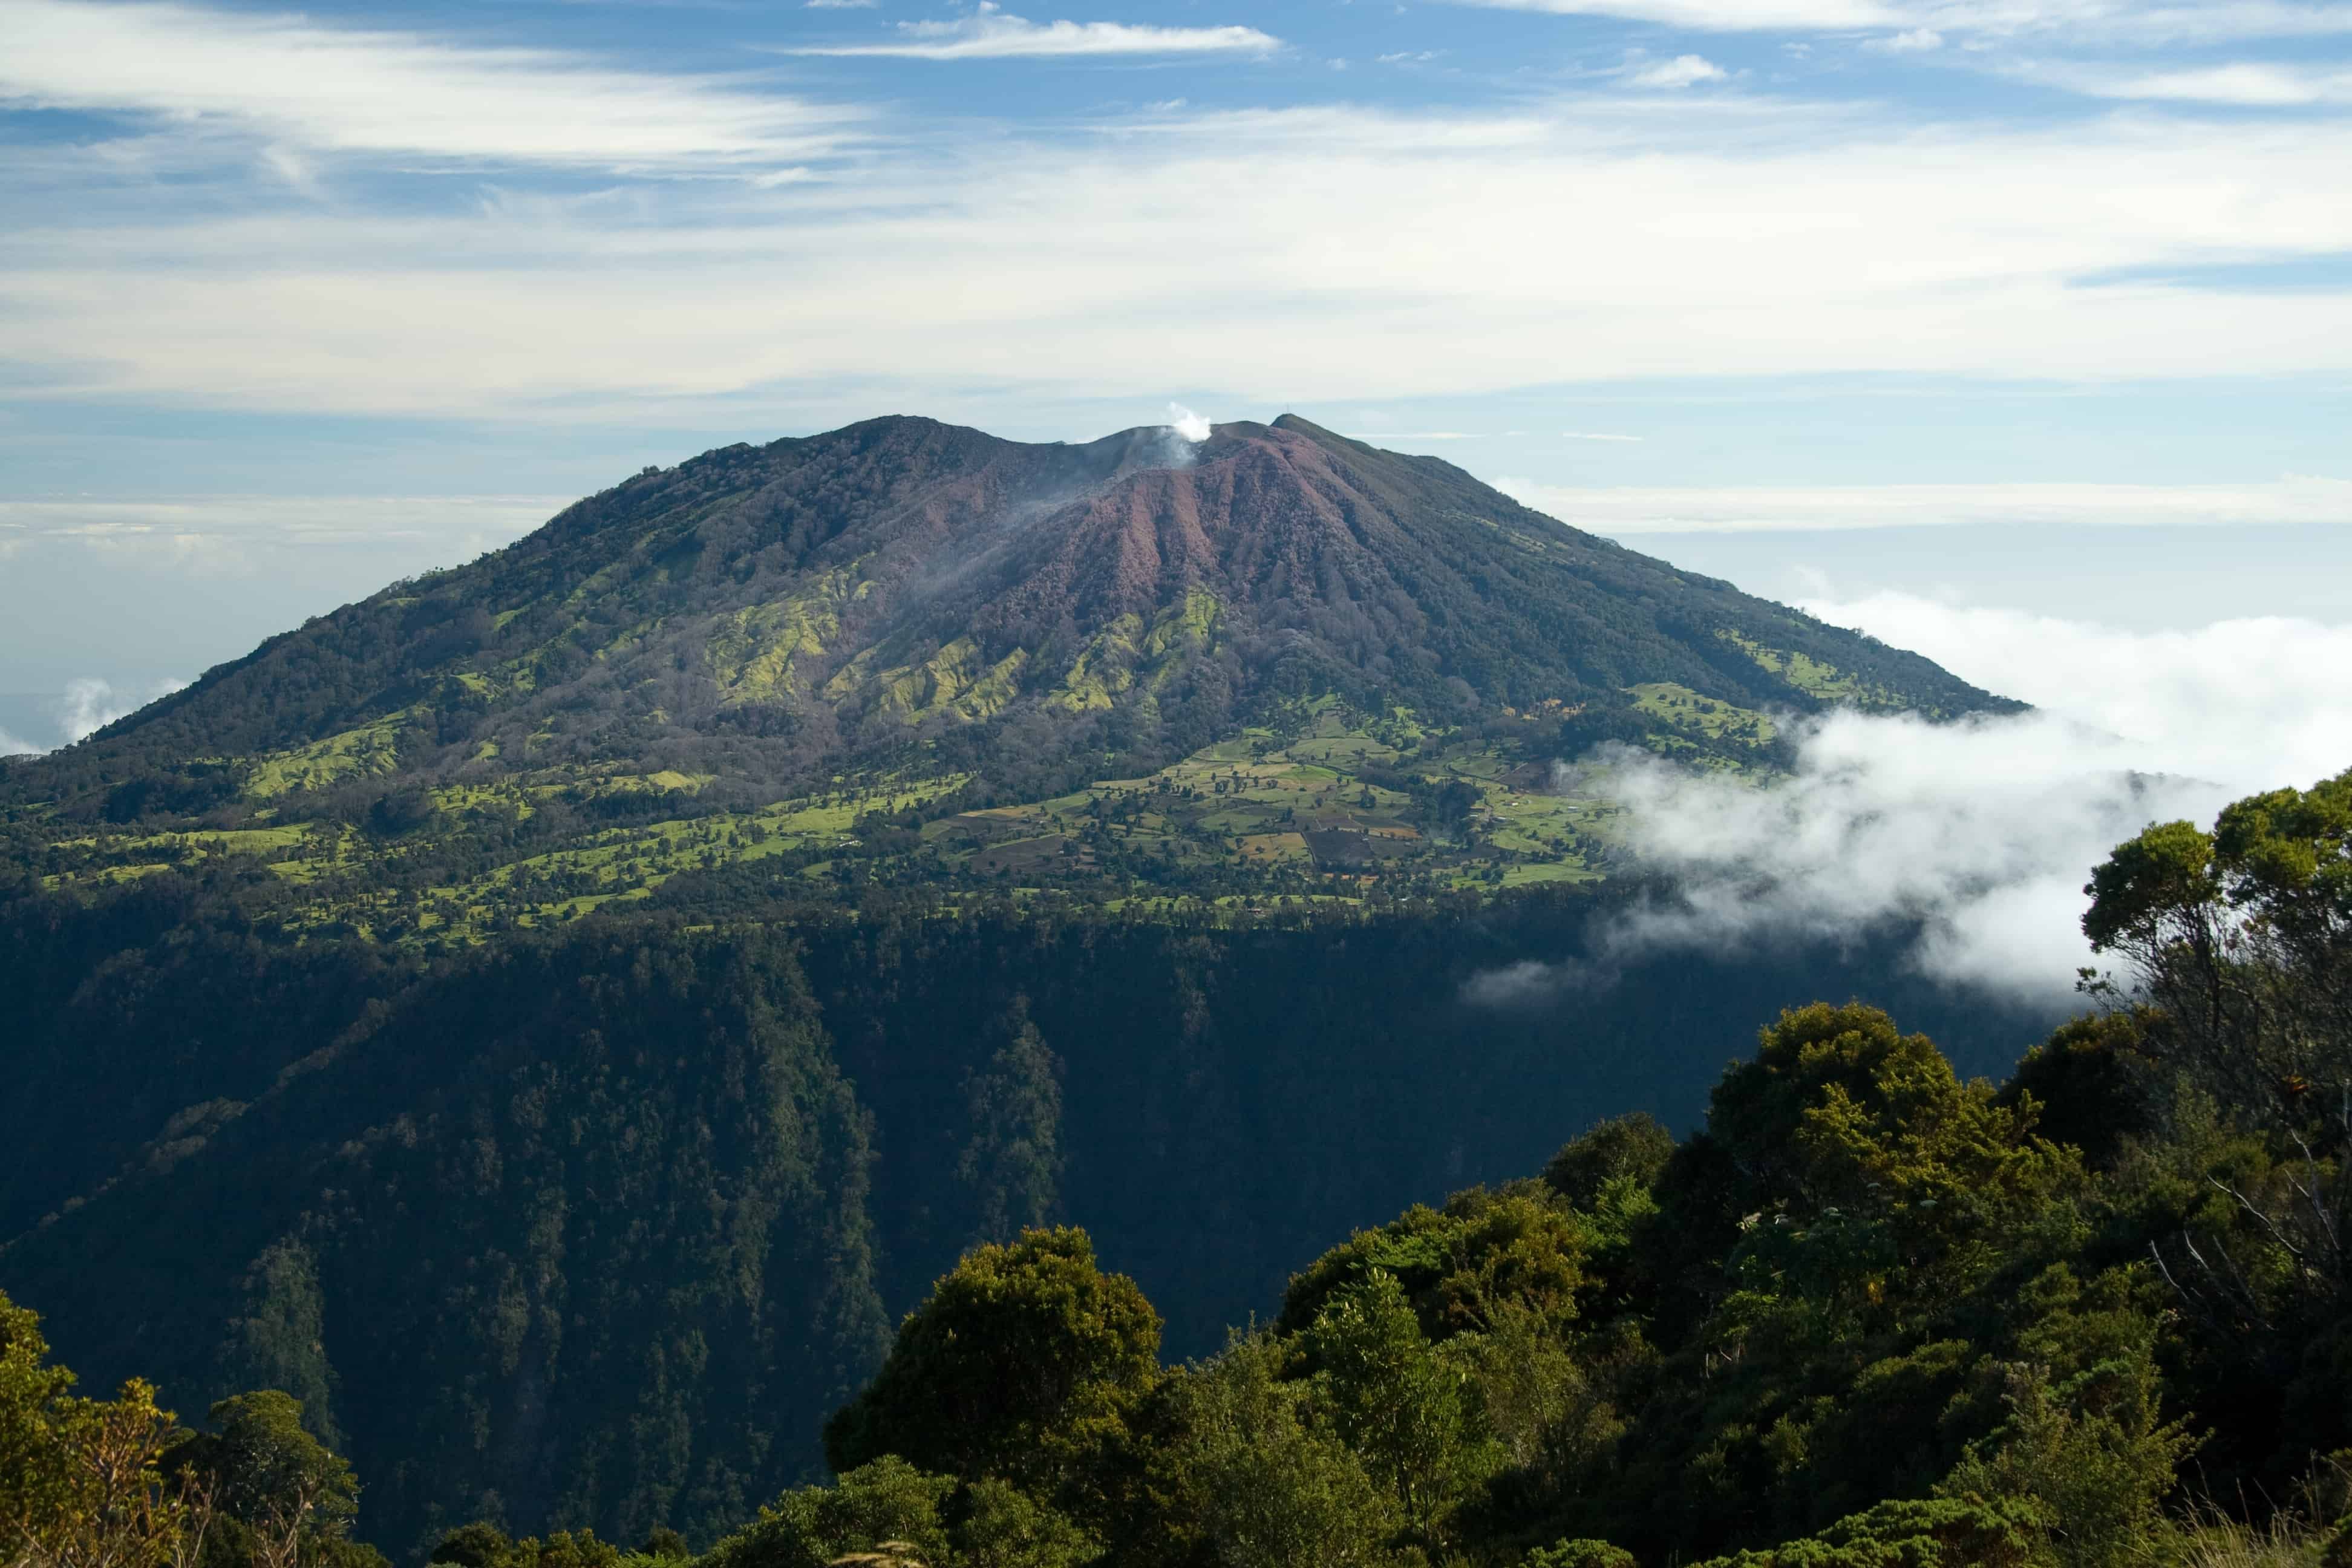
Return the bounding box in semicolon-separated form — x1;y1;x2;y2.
699;1459;953;1568
1527;1538;1637;1568
950;1478;1097;1568
1690;1495;2047;1568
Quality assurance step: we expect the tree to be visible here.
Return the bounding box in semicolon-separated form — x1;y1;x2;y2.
958;999;1064;1245
1543;1112;1676;1210
1699;1003;2074;1315
2085;770;2352;1131
2;1291;79;1555
1144;1337;1405;1568
2083;772;2352;1390
1301;1271;1492;1542
2;1291;211;1568
166;1392;359;1568
823;1229;1161;1486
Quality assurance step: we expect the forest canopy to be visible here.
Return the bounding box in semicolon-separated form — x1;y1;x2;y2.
7;771;2350;1568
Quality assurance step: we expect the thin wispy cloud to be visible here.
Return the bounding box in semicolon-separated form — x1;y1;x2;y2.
1562;431;1644;442
782;3;1279;59
1437;0;2352;43
0;497;563;573
0;0;854;171
1443;0;1902;27
2022;59;2352;104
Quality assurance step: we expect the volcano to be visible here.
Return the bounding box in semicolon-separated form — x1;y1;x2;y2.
1;413;2011;921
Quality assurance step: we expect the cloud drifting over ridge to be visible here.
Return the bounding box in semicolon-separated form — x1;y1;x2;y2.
1538;596;2352;1002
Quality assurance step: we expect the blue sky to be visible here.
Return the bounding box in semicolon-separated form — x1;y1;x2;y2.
5;0;2352;716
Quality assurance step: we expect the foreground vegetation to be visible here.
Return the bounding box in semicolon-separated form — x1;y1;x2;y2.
7;768;2350;1568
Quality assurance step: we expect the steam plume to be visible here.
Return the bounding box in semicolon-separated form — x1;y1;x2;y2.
62;676;187;744
0;676;192;756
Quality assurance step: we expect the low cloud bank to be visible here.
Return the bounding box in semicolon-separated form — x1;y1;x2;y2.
1800;593;2352;788
1584;710;2223;1001
1485;596;2352;1005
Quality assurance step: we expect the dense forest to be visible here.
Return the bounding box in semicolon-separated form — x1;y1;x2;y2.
0;870;2056;1556
8;769;2350;1568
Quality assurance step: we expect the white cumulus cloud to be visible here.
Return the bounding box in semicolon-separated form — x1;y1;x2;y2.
1627;53;1730;87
